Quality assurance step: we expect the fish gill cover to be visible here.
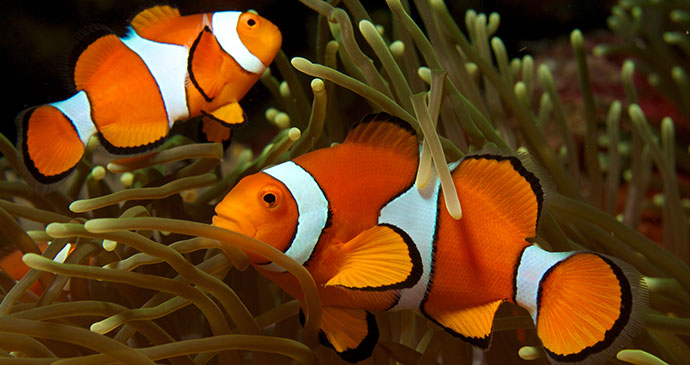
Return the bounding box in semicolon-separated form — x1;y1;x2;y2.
0;0;688;364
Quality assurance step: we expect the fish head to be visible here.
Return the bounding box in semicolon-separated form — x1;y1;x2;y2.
235;12;282;67
212;172;297;263
211;11;282;73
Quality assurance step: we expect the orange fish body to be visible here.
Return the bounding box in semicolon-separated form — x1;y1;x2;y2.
18;5;281;183
213;114;648;363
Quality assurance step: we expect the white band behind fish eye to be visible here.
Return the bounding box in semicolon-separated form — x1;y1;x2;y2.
259;161;329;272
212;11;266;74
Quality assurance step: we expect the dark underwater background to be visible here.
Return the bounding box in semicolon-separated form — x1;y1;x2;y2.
0;0;613;147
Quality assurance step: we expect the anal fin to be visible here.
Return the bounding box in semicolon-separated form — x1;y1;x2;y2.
324;224;422;291
423;299;505;349
317;306;379;363
200;116;233;146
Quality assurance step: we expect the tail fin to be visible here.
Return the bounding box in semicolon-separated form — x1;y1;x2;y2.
516;246;648;364
17;104;87;184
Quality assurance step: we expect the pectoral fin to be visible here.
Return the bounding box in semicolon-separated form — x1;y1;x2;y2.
423;299;505;349
325;223;422;291
203;102;245;127
301;306;379;363
188;27;224;101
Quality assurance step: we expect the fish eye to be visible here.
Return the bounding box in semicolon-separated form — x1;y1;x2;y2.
259;187;281;209
240;13;259;30
263;193;276;205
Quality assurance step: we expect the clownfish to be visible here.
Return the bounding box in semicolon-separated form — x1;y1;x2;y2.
0;242;74;297
17;5;281;184
212;113;649;363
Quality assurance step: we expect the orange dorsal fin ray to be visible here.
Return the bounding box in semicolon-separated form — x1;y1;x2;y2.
72;33;123;90
130;5;181;36
344;113;418;158
317;307;379;363
324;224;422;291
189;28;226;101
424;300;505;349
454;154;544;239
536;253;648;364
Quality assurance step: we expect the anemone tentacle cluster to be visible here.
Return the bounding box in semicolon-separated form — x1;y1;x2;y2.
0;0;687;364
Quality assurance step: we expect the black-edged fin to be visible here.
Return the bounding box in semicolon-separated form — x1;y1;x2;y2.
67;25;114;92
535;253;648;364
319;306;379;363
188;27;225;102
97;132;167;155
199;116;233;149
17;106;84;184
205;102;246;127
344;112;418;158
423;300;505;349
324;224;422;291
456;153;545;237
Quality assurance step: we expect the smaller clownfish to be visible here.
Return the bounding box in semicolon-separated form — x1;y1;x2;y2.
0;242;74;298
213;113;649;363
17;5;281;184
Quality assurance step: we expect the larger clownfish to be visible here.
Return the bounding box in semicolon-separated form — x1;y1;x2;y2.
213;113;649;363
17;5;281;184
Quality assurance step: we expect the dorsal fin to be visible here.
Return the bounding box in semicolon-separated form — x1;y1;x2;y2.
455;153;544;237
71;33;123;90
67;26;113;90
130;5;181;36
344;113;418;158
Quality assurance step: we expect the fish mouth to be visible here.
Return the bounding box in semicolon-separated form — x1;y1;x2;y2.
213;214;268;265
213;214;256;238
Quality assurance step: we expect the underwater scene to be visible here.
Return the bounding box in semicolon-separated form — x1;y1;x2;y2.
0;0;688;364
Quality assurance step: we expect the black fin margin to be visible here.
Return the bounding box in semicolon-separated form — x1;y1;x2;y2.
339;223;423;292
97;131;168;155
200;108;248;128
350;112;416;136
419;307;493;350
197;118;233;150
539;253;635;363
511;245;531;304
299;309;380;363
66;25;115;93
188;26;215;103
462;154;545;226
16;107;81;184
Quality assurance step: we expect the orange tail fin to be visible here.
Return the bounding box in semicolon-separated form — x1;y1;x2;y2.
18;104;87;183
515;246;648;364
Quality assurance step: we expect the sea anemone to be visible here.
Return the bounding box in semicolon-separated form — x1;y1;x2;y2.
0;0;687;364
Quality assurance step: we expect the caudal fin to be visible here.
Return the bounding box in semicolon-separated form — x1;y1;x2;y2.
516;246;648;364
17;105;87;184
